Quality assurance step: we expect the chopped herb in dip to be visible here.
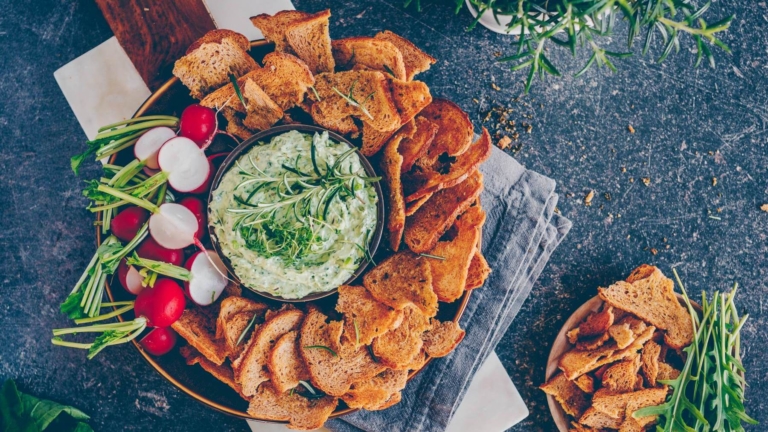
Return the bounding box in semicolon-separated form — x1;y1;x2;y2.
209;131;379;299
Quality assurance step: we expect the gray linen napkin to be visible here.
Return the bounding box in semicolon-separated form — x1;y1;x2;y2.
327;147;571;432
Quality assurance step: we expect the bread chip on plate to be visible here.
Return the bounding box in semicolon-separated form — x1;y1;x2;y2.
372;306;431;370
601;355;641;393
465;250;491;290
598;264;693;349
360;78;432;156
172;307;227;365
591;387;668;419
186;29;250;55
400;117;438;173
414;99;474;168
558;326;655;380
640;340;662;386
310;70;400;135
236;308;305;397
299;309;385;397
247;382;338;431
285;10;335;74
363;250;438;317
268;331;311;393
540;372;590;418
180;345;242;396
404;128;492;203
375;30;436;81
341;369;408;410
241;80;285;131
220;310;262;361
336;285;403;348
332;37;407;81
216;296;269;339
379;125;411;251
578;407;623;429
250;10;310;53
422;319;465;357
404;170;484;254
427;206;484;302
173;31;258;100
573;374;596;394
575;332;610;351
248;52;314;111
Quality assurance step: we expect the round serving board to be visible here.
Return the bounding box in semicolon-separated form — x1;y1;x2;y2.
99;40;473;423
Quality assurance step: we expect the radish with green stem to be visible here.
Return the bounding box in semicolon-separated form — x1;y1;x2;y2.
134;126;177;169
117;238;185;295
179;104;217;148
110;207;149;242
156;136;211;193
117;259;144;295
140;327;178;356
52;278;186;359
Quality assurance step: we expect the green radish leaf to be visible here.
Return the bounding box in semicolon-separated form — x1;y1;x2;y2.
88;330;129;358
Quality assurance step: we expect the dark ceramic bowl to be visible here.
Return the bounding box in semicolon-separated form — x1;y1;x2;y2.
206;124;385;302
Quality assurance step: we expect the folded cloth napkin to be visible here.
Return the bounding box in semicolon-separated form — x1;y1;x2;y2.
327;147;571;432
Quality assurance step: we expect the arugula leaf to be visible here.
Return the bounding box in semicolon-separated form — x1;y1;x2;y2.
0;379;92;432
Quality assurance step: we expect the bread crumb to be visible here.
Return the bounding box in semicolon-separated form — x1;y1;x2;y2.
604;193;612;201
651;248;658;255
628;125;635;133
642;177;651;186
621;167;627;173
712;177;717;186
584;190;595;206
491;82;501;91
497;136;512;150
761;204;768;212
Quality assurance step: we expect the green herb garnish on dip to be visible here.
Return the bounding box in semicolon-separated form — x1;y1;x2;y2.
209;131;379;299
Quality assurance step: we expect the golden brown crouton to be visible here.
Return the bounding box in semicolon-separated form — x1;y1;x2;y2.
380;125;412;251
268;331;311;394
399;117;438;173
336;285;403;348
250;10;310;53
375;31;436;81
332;37;407;81
578;407;623;429
465;250;491;290
363;250;438;317
591;387;668;419
415;99;474;168
341;369;408;410
249;52;314;111
601;355;641;393
540;372;591;418
573;374;596;394
172;307;228;365
422;319;465;357
285;10;335;74
558;326;656;380
372;306;431;370
247;382;338;431
180;345;243;396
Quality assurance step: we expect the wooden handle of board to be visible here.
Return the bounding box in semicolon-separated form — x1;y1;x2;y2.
94;0;216;90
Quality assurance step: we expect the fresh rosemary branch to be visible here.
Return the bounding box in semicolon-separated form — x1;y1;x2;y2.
633;269;757;431
407;0;733;93
332;79;375;120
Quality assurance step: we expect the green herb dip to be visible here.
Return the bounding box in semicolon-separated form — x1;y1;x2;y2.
209;130;378;299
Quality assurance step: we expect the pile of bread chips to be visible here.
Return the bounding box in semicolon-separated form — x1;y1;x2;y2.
541;265;695;432
168;9;496;430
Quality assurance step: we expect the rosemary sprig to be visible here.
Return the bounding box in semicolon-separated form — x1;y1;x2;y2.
228;73;248;110
633;269;757;431
419;253;446;260
304;345;338;356
332;79;375;120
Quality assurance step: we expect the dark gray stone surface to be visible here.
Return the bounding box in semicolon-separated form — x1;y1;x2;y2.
1;0;765;430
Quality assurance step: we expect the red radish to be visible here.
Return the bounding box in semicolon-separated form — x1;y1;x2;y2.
117;259;144;295
186;159;214;195
179;196;206;239
143;166;160;177
111;206;149;242
148;202;200;249
134;278;186;327
134;127;176;169
179;104;217;148
184;250;228;306
157;137;211;193
136;237;184;266
140;327;178;356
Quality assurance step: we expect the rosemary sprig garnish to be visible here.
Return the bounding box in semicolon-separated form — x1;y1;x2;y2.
304;345;338;356
419;253;446;261
309;85;322;101
383;64;397;77
236;312;260;346
633;269;757;431
332;79;375;120
353;320;360;346
228;73;247;110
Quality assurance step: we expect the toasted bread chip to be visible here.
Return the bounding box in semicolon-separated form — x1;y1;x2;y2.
285;10;335;74
404;193;431;216
333;37;407;81
186;29;250;55
427;206;484;302
310;71;400;135
602;355;641;393
172;307;227;365
608;322;634;349
220;310;263;361
540;372;590;418
363;250;438;317
336;285;403;349
380;127;409;251
400;117;438;172
574;374;596;394
247;382;338;431
249;52;314;111
406;349;429;371
591;387;668;419
404;170;484;254
599;265;693;349
579;307;616;338
465;250;491;290
575;332;611;351
341;369;408;410
374;31;436;81
241;80;285;131
173;34;258;100
181;345;243;395
360;78;432;156
404;128;492;203
414;99;474;168
422;319;465;357
657;362;680;382
372;306;431;370
250;10;310;53
237;308;305;396
200;72;283;137
558;326;656;380
578;407;623;429
216;296;269;339
268;331;311;393
640;340;662;386
300;309;385;397
568;420;603;432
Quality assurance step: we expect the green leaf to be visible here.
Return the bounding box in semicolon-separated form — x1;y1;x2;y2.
71;422;95;432
1;380;91;432
59;290;86;320
20;393;90;430
228;73;247;109
88;330;129;358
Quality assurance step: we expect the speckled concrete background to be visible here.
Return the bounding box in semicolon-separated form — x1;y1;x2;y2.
0;0;765;431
